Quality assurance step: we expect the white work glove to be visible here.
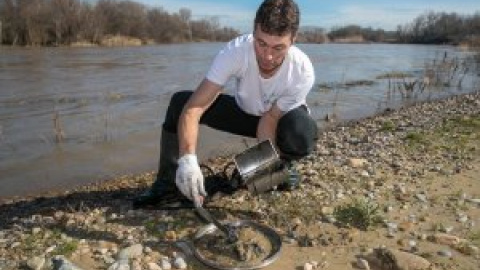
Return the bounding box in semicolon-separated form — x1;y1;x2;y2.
175;154;207;207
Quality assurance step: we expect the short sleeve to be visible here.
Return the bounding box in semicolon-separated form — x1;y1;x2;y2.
206;36;246;86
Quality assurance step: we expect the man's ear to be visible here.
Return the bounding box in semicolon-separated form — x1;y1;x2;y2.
291;33;297;44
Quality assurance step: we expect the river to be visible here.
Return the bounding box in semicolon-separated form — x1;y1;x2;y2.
0;43;478;198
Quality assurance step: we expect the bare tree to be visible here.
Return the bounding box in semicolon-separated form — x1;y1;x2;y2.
327;25;389;43
179;8;192;40
76;2;102;43
147;7;184;43
50;0;82;45
0;0;20;45
397;11;480;44
297;27;327;43
21;0;52;45
179;8;191;22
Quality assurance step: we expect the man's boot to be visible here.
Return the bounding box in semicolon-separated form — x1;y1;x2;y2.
132;129;182;209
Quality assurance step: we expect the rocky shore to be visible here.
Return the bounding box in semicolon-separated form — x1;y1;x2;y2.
1;91;479;270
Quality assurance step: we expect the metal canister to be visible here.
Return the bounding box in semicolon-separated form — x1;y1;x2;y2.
245;160;289;195
233;140;290;195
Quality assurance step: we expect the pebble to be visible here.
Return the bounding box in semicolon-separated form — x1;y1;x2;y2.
45;245;57;254
437;249;453;257
117;244;143;260
26;256;45;270
173;256;187;269
360;170;370;177
144;246;152;254
415;193;428;203
458;215;469;223
386;222;398;231
348;158;368;168
303;262;313;270
107;259;129;270
398;221;415;232
147;262;162;270
160;257;172;270
355;258;370;270
440;226;454;233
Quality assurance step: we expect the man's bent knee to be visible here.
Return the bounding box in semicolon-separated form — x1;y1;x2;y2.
276;107;317;160
278;129;316;159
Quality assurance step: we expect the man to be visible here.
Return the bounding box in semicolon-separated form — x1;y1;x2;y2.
133;0;317;209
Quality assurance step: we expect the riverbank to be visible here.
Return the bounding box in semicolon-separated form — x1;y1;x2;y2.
0;91;479;270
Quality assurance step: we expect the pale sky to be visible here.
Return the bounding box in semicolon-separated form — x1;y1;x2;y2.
131;0;480;32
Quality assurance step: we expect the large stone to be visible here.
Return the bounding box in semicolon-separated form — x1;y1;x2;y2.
173;256;187;269
430;233;461;246
107;259;130;270
117;244;143;260
26;256;45;270
348;158;368;168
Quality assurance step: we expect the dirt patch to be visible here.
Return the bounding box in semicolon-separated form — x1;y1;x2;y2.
261;162;480;270
194;224;273;268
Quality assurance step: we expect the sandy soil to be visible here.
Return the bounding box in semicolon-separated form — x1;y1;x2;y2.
264;162;480;270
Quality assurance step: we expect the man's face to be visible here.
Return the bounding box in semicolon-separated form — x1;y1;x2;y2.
253;26;295;75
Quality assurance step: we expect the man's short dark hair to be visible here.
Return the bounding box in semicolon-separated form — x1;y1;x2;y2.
254;0;300;37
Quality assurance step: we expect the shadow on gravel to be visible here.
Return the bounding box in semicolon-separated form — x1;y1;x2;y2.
0;187;141;230
0;183;261;239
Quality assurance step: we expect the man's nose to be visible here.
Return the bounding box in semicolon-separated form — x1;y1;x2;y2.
263;48;273;61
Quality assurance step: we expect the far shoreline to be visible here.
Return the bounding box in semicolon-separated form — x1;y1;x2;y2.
2;34;478;49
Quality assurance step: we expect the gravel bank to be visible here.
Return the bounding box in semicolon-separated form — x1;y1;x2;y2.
1;91;479;270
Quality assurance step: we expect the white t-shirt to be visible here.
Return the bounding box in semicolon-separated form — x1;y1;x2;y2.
206;34;315;116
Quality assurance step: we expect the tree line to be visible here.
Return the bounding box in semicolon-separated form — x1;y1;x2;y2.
396;11;480;45
0;0;479;46
324;11;480;45
0;0;239;46
327;25;394;43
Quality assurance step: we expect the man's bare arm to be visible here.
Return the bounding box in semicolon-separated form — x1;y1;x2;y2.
257;104;283;145
178;79;222;157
